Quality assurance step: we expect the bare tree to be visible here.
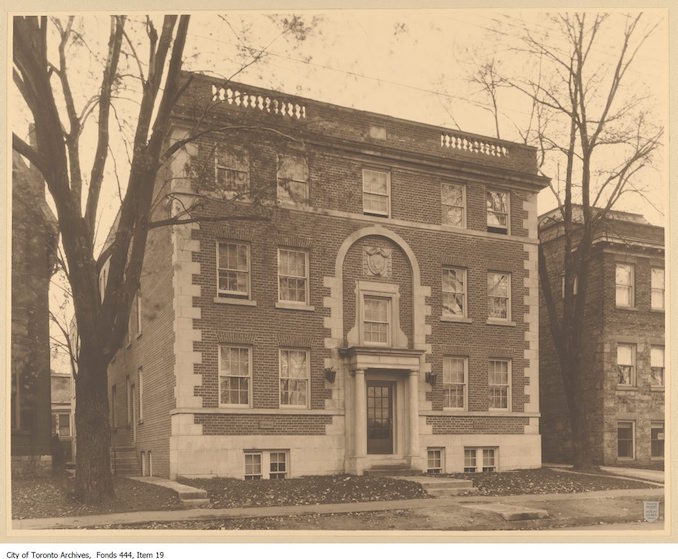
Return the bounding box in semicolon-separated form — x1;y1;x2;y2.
12;14;312;502
488;13;662;469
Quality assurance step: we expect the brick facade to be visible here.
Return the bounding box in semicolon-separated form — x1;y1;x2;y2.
11;151;58;476
107;73;548;479
539;209;665;466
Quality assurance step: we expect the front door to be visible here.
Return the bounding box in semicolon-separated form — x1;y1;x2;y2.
367;381;394;454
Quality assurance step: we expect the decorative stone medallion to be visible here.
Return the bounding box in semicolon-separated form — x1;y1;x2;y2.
363;246;392;278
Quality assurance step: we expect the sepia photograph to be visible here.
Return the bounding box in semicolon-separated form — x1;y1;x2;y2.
4;2;671;542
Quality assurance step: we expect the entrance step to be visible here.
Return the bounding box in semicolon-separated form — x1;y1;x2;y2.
128;476;210;509
365;465;422;477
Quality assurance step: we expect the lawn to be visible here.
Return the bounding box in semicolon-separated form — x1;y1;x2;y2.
442;467;659;496
12;475;183;519
177;475;430;509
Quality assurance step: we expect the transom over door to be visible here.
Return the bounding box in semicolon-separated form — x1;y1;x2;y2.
367;382;394;454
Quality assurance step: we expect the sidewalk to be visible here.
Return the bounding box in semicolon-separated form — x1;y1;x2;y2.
543;463;664;484
12;487;664;530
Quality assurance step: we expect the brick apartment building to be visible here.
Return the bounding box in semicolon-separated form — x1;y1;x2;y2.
104;72;549;479
539;207;665;466
11;149;58;475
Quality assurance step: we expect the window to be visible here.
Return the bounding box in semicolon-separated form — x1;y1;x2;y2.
215;148;249;194
616;344;636;386
487;272;511;320
482;449;497;472
442;267;467;318
219;346;250;406
127;290;142;344
141;451;147;476
51;413;71;437
363;295;391;345
441;183;465;227
362;169;390;216
427;448;444;474
465;448;499;472
58;413;70;437
486;190;509;234
615;263;634;307
126;375;132;425
136;292;142;335
111;385;117;428
217;242;250;298
617;421;634;459
138;367;144;422
99;260;109;303
488;359;510;410
277;154;309;204
651;421;665;459
650;346;665;388
560;274;578;298
651;268;665;310
278;249;309;304
244;452;262;480
280;349;310;407
442;357;467;409
270;452;287;479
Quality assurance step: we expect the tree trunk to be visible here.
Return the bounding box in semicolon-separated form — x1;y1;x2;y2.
74;343;114;503
565;355;597;471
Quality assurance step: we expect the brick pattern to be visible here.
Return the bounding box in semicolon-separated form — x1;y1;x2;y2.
539;219;664;466
426;415;529;434
196;413;334;435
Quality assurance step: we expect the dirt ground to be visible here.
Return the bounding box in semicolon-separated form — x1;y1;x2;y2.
89;494;664;531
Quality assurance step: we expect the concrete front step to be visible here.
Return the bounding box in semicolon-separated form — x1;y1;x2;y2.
128;476;210;509
365;469;423;477
426;487;478;496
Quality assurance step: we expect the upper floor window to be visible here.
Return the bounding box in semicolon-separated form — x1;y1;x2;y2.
441;183;465;227
442;356;467;409
650;346;665;388
615;263;634;308
487;272;511;321
280;348;310;407
363;295;391;345
219;345;250;406
277;154;309;204
561;274;578;298
651;268;665;310
362;169;390;217
442;267;467;318
215;148;249;194
616;343;636;386
217;242;250;299
486;190;509;234
278;249;309;305
488;359;511;410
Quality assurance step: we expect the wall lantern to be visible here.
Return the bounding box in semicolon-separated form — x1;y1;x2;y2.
324;368;337;383
425;372;438;387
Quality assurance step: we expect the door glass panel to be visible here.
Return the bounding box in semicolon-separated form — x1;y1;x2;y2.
367;382;394;454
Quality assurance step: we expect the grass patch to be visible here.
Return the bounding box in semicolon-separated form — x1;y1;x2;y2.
439;467;659;496
177;474;429;509
12;475;183;519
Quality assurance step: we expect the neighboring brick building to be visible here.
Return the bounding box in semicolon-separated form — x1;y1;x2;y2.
539;207;665;466
11;150;58;475
105;72;548;479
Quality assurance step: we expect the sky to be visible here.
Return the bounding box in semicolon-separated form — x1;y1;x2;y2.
9;9;668;373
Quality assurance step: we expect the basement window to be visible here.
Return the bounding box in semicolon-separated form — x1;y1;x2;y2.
464;447;498;473
244;450;290;480
427;448;444;474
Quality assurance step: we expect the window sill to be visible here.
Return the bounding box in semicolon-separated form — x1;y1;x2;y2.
275;302;315;312
280;405;309;410
650;308;665;314
441;223;467;231
486;319;516;327
617;457;635;462
218;404;251;409
650;386;665;392
615;305;638;311
616;385;638;392
213;297;257;307
440;316;472;324
650;457;664;461
488;408;511;413
363;211;389;218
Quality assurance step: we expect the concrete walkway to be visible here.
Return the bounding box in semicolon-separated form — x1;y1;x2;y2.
12;487;664;530
544;463;664;484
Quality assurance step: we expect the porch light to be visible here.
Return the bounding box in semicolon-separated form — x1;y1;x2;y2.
425;372;438;386
324;368;337;383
